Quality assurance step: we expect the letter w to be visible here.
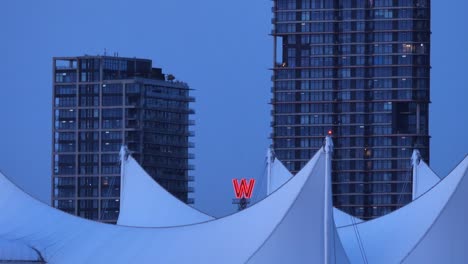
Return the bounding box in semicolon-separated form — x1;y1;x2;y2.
232;179;256;199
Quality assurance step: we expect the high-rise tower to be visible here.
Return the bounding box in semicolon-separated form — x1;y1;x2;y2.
52;55;195;223
271;0;430;219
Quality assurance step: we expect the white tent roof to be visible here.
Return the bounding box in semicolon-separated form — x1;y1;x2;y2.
117;147;213;227
333;208;363;227
338;155;468;264
266;147;363;227
117;145;361;229
0;239;41;262
0;142;349;263
412;149;442;200
402;156;468;263
266;148;291;195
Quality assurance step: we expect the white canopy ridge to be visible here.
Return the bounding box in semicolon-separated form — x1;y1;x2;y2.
117;143;360;230
0;238;43;263
338;155;468;264
0;144;349;263
247;138;349;263
412;149;442;200
266;145;363;227
118;146;213;227
266;147;291;195
402;155;468;263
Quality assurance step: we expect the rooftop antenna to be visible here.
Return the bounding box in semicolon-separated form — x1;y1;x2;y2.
104;48;107;56
167;74;176;81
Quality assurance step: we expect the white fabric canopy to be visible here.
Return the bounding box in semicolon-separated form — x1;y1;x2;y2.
402;156;468;263
118;147;213;227
338;155;468;264
2;141;465;263
266;147;363;227
412;149;442;200
0;141;349;263
117;145;361;229
333;208;363;227
266;148;291;195
0;239;41;262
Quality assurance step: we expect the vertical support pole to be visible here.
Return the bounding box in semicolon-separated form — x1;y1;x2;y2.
411;149;421;200
266;148;272;195
324;136;334;264
119;145;128;206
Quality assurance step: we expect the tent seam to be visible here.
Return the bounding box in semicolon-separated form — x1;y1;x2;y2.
244;153;325;263
400;165;468;263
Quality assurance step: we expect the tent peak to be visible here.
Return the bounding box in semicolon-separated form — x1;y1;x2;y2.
324;136;334;154
412;149;421;166
120;145;130;162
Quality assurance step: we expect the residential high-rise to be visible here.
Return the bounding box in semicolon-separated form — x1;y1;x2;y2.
271;0;430;219
52;55;195;223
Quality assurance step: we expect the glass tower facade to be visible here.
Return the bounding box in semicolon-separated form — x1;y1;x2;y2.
271;0;430;219
52;56;195;223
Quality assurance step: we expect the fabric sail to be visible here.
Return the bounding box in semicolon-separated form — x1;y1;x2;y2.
117;151;213;227
0;143;349;263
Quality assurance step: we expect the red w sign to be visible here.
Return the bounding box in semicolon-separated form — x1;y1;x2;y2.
232;179;256;199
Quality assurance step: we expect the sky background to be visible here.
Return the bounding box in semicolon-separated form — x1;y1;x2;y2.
0;0;466;217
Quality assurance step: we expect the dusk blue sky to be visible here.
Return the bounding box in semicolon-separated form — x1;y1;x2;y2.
0;0;466;217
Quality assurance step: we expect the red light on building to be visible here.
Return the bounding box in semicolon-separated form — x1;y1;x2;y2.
232;178;256;199
327;130;333;135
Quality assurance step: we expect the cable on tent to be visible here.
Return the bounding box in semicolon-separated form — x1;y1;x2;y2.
397;168;412;207
99;161;119;221
351;214;369;264
251;156;268;203
333;224;338;263
31;246;46;263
